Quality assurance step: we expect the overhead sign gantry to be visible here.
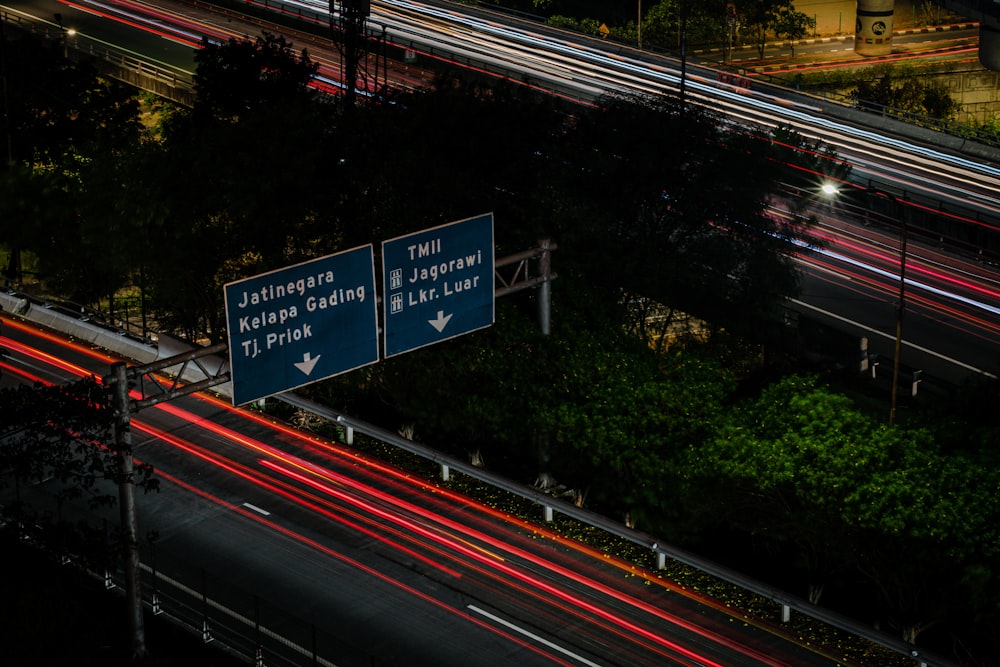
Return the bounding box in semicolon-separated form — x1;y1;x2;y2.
223;246;379;405
222;214;507;405
381;213;495;357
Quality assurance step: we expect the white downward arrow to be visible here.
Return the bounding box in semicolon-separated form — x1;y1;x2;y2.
429;310;453;333
294;352;321;376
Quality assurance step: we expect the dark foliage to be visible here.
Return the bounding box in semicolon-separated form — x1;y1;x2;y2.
0;376;158;560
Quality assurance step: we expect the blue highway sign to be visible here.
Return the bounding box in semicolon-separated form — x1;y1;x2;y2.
224;245;379;405
382;213;495;357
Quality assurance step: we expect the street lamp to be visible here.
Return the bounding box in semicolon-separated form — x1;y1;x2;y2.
54;13;75;58
823;182;908;426
724;2;737;64
820;181;841;215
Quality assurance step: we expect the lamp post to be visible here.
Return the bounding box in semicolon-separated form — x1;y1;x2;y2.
637;0;642;49
824;183;908;426
866;187;908;426
679;0;688;106
1;14;12;167
724;2;737;64
53;13;75;58
64;27;76;59
884;192;907;427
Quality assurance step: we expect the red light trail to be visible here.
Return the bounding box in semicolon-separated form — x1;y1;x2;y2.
3;316;846;664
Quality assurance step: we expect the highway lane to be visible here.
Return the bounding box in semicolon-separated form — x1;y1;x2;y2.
10;0;999;220
1;315;853;666
0;0;433;94
38;0;999;253
777;193;1000;383
4;0;999;383
5;0;999;384
1;0;201;72
299;0;1000;222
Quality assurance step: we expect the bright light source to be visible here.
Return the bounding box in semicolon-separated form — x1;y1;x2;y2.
821;183;839;196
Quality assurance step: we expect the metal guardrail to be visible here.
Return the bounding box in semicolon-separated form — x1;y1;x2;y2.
1;280;961;667
275;392;958;667
751;67;1000;150
0;4;982;664
0;6;195;104
138;555;368;666
2;521;379;667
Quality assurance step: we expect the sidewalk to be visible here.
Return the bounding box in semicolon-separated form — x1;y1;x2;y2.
795;0;960;37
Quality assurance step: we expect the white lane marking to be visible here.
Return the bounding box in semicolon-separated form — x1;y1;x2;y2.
243;503;270;516
467;604;605;667
789;298;998;378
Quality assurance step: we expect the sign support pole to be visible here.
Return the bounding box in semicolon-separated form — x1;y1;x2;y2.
110;360;146;661
537;238;552;335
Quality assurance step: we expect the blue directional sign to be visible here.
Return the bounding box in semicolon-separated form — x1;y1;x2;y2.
382;213;494;357
224;246;379;405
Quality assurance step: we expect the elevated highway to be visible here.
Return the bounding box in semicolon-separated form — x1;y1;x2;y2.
943;0;1000;68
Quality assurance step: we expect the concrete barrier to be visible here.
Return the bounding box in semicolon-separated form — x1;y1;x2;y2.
1;290;157;365
1;290;233;398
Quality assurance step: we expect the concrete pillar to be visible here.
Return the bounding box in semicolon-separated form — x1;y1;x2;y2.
855;0;895;57
980;24;1000;72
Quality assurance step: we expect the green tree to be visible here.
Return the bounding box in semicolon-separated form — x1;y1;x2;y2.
0;31;141;291
773;4;816;57
736;0;814;59
0;31;140;167
190;31;319;125
851;64;960;120
640;1;682;49
546;93;803;343
541;337;732;527
0;377;157;543
121;33;335;340
681;374;1000;645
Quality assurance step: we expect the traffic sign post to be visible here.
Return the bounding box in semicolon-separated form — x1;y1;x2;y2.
382;213;495;357
224;245;379;405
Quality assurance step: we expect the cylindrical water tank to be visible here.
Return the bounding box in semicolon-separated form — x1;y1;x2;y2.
855;0;895;57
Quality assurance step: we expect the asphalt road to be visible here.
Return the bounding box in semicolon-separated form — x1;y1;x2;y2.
2;316;859;667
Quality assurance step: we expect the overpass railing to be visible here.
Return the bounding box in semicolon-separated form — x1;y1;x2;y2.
0;7;195;105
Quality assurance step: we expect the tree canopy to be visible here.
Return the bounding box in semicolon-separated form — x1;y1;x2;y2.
679;374;1000;644
851;64;962;120
4;26;999;663
0;30;140;294
0;376;158;558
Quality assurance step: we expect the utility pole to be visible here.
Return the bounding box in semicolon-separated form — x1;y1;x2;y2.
1;14;12;167
868;188;907;427
889;195;907;427
333;0;371;110
679;0;688;106
103;345;231;660
637;0;642;49
109;361;146;661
